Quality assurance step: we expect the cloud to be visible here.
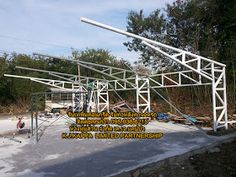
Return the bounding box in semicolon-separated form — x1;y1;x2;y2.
0;0;175;63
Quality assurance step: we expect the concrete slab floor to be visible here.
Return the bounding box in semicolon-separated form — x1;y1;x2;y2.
0;119;235;177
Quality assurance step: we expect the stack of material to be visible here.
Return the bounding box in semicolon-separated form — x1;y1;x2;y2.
228;114;236;120
156;112;170;122
110;100;134;112
228;115;236;128
171;115;211;127
110;100;126;110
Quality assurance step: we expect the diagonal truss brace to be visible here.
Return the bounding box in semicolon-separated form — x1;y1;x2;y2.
4;74;79;91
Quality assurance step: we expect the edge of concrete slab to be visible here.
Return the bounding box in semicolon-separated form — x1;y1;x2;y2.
112;132;236;177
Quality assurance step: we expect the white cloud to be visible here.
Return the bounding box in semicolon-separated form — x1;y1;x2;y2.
0;0;175;63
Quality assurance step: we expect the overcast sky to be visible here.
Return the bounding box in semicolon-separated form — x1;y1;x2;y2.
0;0;174;63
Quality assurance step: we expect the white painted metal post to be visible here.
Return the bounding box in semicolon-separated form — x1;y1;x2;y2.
211;63;217;131
136;75;139;112
136;75;151;113
211;63;228;131
223;68;228;129
97;81;109;112
72;84;76;112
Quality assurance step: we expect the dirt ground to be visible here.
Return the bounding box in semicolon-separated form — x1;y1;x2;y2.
139;140;236;177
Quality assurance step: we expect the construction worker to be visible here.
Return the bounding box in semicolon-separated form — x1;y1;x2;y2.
16;116;25;129
83;79;94;112
87;79;94;91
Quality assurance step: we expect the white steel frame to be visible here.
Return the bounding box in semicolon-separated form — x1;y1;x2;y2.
136;75;150;112
80;17;232;131
3;18;233;131
96;81;109;112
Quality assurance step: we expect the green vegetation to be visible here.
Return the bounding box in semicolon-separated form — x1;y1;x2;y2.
0;0;235;115
124;0;236;115
125;0;236;77
0;49;131;113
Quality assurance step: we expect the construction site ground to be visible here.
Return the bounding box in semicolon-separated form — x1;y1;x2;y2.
136;140;236;177
0;114;236;177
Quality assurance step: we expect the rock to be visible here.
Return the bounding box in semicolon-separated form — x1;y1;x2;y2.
132;169;140;177
208;147;221;153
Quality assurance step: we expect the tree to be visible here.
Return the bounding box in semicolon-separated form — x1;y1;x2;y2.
124;0;236;76
71;48;131;78
0;48;133;112
124;9;169;71
124;0;236;113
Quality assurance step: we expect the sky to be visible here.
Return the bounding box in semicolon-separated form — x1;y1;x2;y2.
0;0;175;64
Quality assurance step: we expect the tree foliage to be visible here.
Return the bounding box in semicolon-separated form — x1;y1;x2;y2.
124;0;236;78
0;49;131;110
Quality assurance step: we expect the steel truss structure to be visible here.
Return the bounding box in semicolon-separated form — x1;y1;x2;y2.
4;17;235;131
